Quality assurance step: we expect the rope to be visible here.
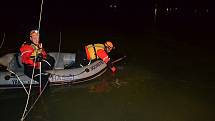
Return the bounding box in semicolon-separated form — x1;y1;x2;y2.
21;58;36;121
38;0;44;32
20;55;125;120
38;0;44;91
6;69;29;95
20;79;49;120
21;0;45;120
0;32;5;49
51;69;87;79
21;31;63;121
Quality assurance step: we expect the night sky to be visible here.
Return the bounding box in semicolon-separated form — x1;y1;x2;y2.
0;0;214;51
0;0;214;31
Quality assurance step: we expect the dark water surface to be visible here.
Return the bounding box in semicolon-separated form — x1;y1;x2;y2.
0;26;215;121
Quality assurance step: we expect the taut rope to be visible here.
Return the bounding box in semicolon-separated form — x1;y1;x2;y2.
20;0;45;120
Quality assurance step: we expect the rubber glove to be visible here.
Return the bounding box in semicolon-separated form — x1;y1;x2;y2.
36;54;44;62
111;66;117;73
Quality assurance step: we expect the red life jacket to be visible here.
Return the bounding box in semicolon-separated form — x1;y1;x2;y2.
20;43;47;68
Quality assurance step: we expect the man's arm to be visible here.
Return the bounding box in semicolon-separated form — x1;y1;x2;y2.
97;49;116;73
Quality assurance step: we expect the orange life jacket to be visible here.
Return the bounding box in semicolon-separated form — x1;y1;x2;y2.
85;43;110;63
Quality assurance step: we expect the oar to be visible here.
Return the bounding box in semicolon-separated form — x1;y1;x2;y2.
112;55;127;64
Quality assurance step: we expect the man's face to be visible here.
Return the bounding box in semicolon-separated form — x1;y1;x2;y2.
30;33;39;45
106;46;113;53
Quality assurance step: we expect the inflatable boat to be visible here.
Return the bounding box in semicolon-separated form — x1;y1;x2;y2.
0;52;108;89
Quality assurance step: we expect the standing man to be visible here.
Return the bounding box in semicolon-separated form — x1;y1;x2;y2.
20;30;55;87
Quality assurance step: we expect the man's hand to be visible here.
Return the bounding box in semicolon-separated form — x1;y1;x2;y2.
36;54;44;62
39;43;43;48
111;66;117;73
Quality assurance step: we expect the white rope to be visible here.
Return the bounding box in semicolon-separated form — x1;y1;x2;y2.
21;1;64;120
20;78;49;120
0;32;5;49
21;0;45;120
38;0;44;93
21;58;36;121
43;59;51;67
38;0;44;32
21;31;63;120
6;69;29;95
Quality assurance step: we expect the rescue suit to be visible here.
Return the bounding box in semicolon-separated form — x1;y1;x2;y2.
20;41;55;86
75;43;116;73
20;42;47;69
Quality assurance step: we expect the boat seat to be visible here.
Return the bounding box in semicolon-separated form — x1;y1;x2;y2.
48;53;76;69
